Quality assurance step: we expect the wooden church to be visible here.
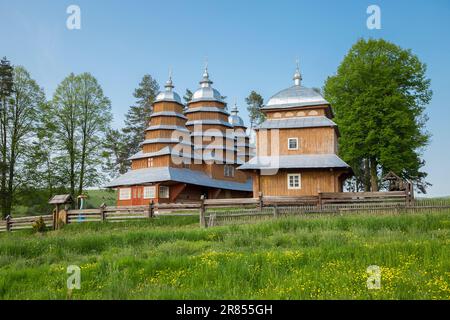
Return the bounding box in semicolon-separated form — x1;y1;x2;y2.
238;66;352;197
106;68;253;205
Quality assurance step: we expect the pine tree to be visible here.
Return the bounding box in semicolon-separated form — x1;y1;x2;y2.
183;89;193;104
245;91;265;130
122;74;159;156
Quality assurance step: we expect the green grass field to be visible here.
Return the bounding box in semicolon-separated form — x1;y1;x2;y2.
0;211;449;299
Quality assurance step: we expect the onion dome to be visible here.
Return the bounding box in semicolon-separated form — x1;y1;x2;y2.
228;102;245;127
264;63;328;110
191;66;224;103
155;73;182;104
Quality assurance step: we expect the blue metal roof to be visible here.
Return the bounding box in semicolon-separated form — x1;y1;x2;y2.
185;106;230;115
186;119;233;128
105;167;253;191
256;116;336;130
150;111;187;120
238;154;350;170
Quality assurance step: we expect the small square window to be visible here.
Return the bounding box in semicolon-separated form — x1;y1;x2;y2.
143;186;156;199
159;186;170;199
119;188;131;200
224;165;235;177
148;157;153;167
288;138;298;150
287;174;301;189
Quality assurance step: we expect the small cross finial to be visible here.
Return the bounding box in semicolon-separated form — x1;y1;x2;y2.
165;67;174;90
293;57;302;86
200;57;212;86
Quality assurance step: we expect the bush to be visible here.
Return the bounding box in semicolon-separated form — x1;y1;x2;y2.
32;216;47;233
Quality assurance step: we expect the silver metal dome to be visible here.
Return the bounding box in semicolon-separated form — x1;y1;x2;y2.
264;86;328;109
155;74;182;104
228;102;245;127
264;63;328;109
191;66;224;103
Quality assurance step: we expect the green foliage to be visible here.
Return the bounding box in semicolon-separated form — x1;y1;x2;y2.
245;90;265;129
324;38;432;193
0;211;449;299
104;74;159;177
40;72;112;197
102;129;130;176
0;64;46;217
183;89;193;104
32;216;47;233
122;74;159;156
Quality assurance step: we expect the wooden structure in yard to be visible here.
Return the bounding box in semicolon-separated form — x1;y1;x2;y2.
106;68;252;205
239;66;352;197
48;194;73;229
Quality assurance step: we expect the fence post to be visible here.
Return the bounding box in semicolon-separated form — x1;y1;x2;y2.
100;203;106;222
273;205;278;218
5;215;11;232
258;192;263;211
200;195;206;228
52;206;58;230
148;200;154;218
318;193;323;211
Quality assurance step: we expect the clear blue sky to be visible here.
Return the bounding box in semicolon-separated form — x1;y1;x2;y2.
1;0;449;197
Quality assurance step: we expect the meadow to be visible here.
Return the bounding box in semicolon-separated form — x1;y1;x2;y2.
0;210;449;299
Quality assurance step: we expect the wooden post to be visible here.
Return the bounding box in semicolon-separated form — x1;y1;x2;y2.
63;210;69;225
318;193;323;211
54;204;59;230
200;195;206;228
273;205;278;218
409;183;415;205
5;215;11;232
258;192;263;211
100;203;106;222
149;200;154;218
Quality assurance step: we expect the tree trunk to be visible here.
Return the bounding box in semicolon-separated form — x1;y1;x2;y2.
363;158;371;191
370;157;379;192
0;99;8;217
5;149;15;216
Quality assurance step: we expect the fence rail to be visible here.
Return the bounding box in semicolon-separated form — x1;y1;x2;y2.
1;191;449;232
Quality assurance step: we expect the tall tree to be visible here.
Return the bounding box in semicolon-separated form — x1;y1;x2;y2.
245;91;265;130
50;73;112;197
183;89;193;105
77;73;112;195
51;73;79;197
102;128;129;176
122;74;159;156
0;57;14;217
324;38;432;193
0;66;45;217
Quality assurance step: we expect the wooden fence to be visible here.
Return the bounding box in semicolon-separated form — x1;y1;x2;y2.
0;215;54;232
1;191;449;232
